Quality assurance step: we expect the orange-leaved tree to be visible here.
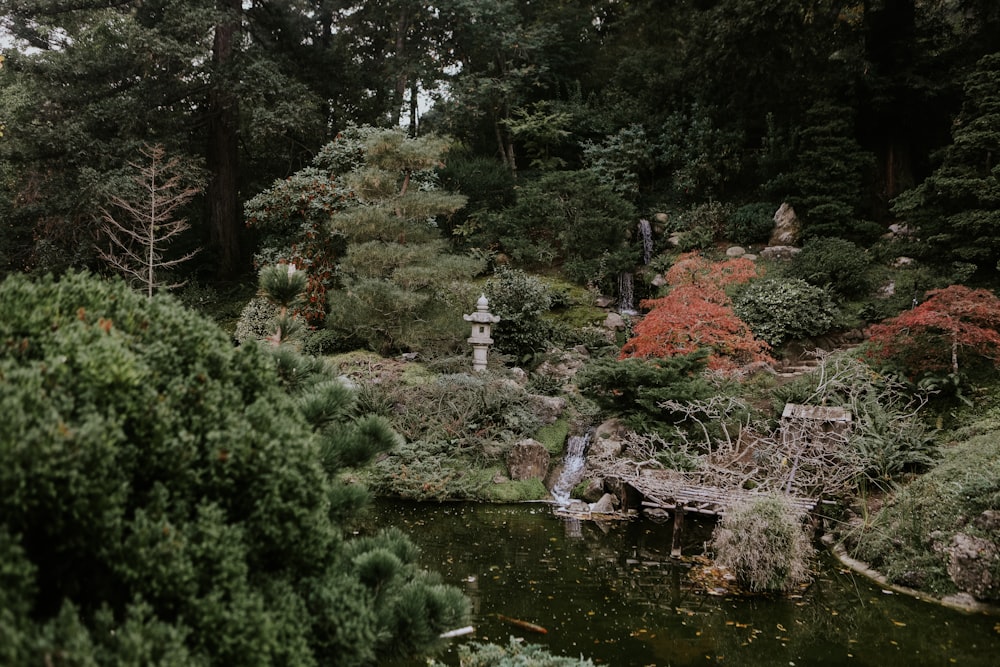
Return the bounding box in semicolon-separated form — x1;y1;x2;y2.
865;285;1000;378
621;253;772;372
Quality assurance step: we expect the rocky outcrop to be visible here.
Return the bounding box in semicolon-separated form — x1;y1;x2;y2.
506;439;551;481
947;532;998;600
769;203;801;246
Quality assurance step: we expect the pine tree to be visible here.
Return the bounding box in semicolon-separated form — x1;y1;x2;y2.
892;53;1000;272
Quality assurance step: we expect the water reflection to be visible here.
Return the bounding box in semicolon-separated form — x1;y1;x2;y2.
366;501;999;666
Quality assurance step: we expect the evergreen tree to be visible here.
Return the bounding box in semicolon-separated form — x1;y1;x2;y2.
892;52;1000;272
0;271;468;664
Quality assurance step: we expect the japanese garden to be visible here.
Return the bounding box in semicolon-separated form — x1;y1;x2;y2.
1;2;999;665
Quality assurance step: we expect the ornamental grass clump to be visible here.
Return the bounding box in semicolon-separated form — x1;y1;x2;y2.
711;495;812;593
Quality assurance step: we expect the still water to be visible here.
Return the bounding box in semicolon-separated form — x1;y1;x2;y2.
367;500;1000;666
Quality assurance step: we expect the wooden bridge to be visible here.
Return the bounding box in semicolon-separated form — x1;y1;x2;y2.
625;470;818;556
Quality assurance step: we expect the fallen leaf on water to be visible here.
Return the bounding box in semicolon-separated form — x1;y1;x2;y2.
891;620;906;627
776;623;787;632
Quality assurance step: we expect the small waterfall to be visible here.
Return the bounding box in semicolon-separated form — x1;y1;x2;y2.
638;218;653;265
550;431;592;505
618;272;636;315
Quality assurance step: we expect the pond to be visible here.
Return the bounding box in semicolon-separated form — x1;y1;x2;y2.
367;500;999;666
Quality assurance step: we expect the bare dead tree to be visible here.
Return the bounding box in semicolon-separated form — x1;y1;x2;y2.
99;144;201;298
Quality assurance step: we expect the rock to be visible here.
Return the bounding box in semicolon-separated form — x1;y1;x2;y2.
506;439;551;481
508;366;529;386
726;246;746;257
653;212;669;225
604;312;626;330
668;232;683;248
892;256;915;268
947;533;998;600
743;253;758;261
589;493;617;514
578;478;605;503
769;202;801;246
976;510;1000;532
888;223;914;237
651;273;667;287
594;295;615;308
759;245;801;261
528;394;567;424
877;280;896;298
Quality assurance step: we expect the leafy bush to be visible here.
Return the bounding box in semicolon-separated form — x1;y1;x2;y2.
711;495;812;593
0;271;467;665
674;201;732;251
479;170;638;292
484;266;554;360
786;236;872;298
576;354;714;433
233;295;279;344
726;202;776;246
732;277;839;346
430;638;595;667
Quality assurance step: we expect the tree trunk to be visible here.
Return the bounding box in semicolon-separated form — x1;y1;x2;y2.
390;6;411;127
206;0;243;278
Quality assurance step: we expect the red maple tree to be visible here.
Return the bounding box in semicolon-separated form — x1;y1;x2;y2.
865;285;1000;376
621;254;771;373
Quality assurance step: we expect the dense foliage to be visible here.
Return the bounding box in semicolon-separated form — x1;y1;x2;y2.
733;278;839;347
865;285;1000;380
0;272;466;665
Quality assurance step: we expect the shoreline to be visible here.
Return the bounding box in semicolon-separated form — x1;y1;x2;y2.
820;533;1000;616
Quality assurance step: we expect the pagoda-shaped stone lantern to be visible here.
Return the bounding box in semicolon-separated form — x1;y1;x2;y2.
464;294;500;372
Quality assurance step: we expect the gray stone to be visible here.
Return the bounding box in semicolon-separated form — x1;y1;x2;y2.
507;439;551;481
589;493;617;514
726;246;746;257
769;202;801;246
892;256;915;268
651;273;667;287
576;478;605;503
595;295;615;308
604;312;626;330
528;394;567;424
975;510;1000;532
668;232;683;248
759;245;801;261
947;532;998;600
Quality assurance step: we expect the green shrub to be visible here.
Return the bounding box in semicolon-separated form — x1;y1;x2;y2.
711;495;812;593
576;353;715;434
233;295;279;344
674;201;732;251
726;202;776;246
432;638;595;667
786;236;872;298
484;266;554;360
484;478;549;502
0;271;467;664
732;277;839;346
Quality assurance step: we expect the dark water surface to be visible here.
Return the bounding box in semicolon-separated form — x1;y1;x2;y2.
367;500;1000;666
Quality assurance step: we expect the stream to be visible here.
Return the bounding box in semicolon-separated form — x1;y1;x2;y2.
367;500;999;666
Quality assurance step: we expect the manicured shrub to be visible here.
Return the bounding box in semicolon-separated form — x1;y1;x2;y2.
786;236;872;298
732;277;839;346
711;495;812;593
0;272;466;665
726;202;776;246
484;266;554;360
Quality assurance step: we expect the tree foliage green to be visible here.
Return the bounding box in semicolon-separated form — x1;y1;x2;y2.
0;271;467;664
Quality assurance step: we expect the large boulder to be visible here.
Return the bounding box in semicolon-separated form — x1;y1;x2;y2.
947;533;998;600
507;439;551;481
769;202;801;246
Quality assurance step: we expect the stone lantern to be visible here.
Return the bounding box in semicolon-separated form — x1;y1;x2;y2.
464;294;500;372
